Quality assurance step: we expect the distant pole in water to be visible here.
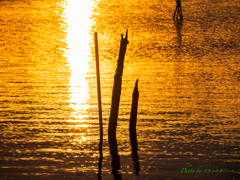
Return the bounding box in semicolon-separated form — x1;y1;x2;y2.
173;0;183;22
108;30;129;141
94;32;103;179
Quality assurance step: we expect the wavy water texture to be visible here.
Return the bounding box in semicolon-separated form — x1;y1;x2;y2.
0;0;240;179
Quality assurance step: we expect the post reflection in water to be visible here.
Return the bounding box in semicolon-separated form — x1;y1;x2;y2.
109;137;122;180
97;145;103;180
130;130;139;175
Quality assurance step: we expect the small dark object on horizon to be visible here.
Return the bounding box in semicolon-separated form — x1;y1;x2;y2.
173;0;183;22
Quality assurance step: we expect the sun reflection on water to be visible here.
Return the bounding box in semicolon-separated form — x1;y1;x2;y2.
62;0;95;121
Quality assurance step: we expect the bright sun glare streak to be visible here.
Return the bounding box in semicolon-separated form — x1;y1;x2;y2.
62;0;94;121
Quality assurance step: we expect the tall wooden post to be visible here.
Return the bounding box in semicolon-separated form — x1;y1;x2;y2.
108;30;128;180
108;30;129;141
94;32;103;179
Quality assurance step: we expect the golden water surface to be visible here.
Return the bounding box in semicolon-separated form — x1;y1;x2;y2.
0;0;239;179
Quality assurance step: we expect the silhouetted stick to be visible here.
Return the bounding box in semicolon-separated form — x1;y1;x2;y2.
176;5;179;21
108;30;129;141
173;0;183;22
108;30;128;180
179;1;183;19
177;3;181;20
173;5;178;20
129;79;139;174
180;5;183;19
129;79;139;139
94;32;103;179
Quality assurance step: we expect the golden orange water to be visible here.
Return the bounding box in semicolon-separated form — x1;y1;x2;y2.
0;0;239;179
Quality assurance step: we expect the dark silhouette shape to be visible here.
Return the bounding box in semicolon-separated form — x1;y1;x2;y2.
173;0;183;23
109;136;122;180
94;32;103;180
108;30;129;180
130;131;139;175
108;30;129;141
129;79;140;174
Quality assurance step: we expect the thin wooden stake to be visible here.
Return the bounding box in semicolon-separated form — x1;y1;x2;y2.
108;30;129;141
94;32;103;179
129;79;139;174
173;0;183;22
108;30;128;180
129;79;139;138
